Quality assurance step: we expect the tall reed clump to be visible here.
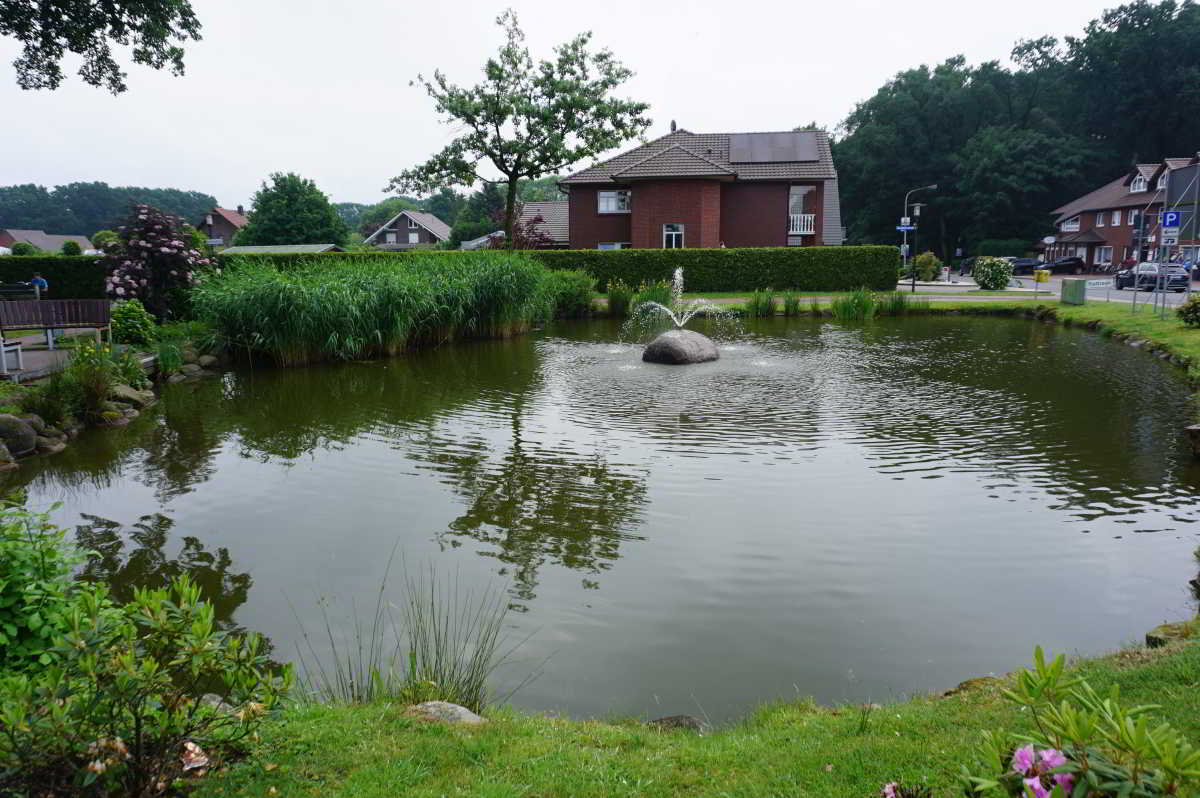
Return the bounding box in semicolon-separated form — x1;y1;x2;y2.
606;279;634;317
192;252;555;366
631;279;672;312
830;287;878;321
744;288;777;318
878;291;931;316
291;562;528;713
782;291;802;317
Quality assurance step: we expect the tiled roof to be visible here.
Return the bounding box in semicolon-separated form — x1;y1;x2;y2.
519;201;568;242
1056;230;1107;244
561;129;837;184
220;244;345;254
1165;158;1194;170
1134;164;1160;180
213;207;248;228
403;211;451;241
1;229;93;251
1052;174;1164;224
612;145;736;179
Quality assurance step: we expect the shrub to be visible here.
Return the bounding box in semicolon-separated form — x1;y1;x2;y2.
914;251;941;281
830;287;877;320
64;342;150;422
18;371;84;428
0;255;105;299
782;291;801;316
540;269;595;319
607;279;634;317
60;240;82;256
111;298;157;346
972;256;1014;290
104;203;214;319
1177;296;1200;328
91;230;119;251
744;288;776;317
631;280;672;312
959;647;1200;798
0;508;85;674
10;242;38;256
0;576;291;796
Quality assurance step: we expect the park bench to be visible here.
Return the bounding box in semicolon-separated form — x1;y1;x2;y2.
0;300;113;378
0;282;40;301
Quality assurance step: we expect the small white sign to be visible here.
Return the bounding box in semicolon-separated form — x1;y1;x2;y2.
900;217;911;226
1086;279;1112;289
1163;237;1179;246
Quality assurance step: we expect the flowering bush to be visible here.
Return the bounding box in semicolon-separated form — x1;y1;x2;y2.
104;204;213;319
972;256;1014;291
959;647;1200;797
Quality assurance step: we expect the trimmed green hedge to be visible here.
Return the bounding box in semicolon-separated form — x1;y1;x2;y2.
0;256;106;299
216;246;900;292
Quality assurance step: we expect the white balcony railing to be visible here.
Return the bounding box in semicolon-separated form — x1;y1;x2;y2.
788;213;816;235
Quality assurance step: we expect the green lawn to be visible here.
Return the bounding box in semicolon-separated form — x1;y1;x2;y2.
197;643;1200;798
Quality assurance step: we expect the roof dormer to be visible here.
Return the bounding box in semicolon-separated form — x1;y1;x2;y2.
1130;175;1148;192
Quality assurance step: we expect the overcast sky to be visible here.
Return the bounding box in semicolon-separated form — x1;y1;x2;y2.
2;0;1111;209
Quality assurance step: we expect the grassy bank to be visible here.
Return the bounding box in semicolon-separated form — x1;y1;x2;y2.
197;642;1200;798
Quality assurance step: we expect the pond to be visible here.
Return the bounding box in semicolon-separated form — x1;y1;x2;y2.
8;316;1200;723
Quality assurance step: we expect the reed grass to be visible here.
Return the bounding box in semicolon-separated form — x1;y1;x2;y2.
782;291;802;317
193;252;556;366
631;280;672;312
606;279;634;317
878;291;930;316
830;287;878;321
744;288;777;318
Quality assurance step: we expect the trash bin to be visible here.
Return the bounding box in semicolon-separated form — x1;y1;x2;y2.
1061;278;1087;305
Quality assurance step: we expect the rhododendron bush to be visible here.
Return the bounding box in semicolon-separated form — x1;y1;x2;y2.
103;204;213;319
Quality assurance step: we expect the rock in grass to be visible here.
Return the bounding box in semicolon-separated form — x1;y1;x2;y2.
642;330;719;365
1146;620;1198;648
197;354;218;368
648;715;709;734
405;701;486;726
0;414;38;457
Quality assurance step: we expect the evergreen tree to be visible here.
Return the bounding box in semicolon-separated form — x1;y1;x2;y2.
235;173;348;247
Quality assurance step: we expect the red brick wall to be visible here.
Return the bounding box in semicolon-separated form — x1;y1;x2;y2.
567;185;633;249
630;180;721;248
718;183;788;247
1049;204;1160;265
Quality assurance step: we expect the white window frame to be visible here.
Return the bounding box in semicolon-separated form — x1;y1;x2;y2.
1156;174;1168;191
1131;176;1148;192
1112;210;1121;226
663;223;684;249
408;217;419;229
1128;209;1137;225
1061;216;1080;232
385;232;397;244
408;232;419;244
1096;212;1105;227
1097;246;1113;265
597;190;631;214
597;242;630;250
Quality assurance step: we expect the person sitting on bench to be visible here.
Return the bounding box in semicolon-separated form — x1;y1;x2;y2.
30;273;48;297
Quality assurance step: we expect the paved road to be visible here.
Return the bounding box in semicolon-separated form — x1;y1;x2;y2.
911;273;1198;307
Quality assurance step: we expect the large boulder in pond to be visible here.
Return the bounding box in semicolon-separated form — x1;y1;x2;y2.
642;329;719;365
0;414;37;457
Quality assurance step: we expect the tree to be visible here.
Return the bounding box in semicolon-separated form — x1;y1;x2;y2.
10;242;37;255
358;196;419;237
0;182;217;236
91;230;120;251
447;184;506;247
517;175;564;202
421;187;466;225
59;240;81;256
487;203;554;249
0;0;203;93
235;173;348;247
387;10;650;244
333;202;370;231
104;204;212;319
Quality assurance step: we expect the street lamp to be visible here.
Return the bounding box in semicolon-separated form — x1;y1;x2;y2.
903;184;938;292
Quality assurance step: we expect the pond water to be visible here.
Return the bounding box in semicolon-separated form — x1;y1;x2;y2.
8;316;1200;723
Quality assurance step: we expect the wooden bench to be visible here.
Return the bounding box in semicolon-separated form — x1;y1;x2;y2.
0;299;113;354
0;283;40;301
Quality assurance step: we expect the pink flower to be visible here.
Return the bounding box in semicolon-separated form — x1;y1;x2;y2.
1023;776;1049;798
1012;745;1036;774
880;784;897;798
115;287;125;296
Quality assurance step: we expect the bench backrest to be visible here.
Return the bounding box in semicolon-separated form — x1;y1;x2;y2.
0;299;111;329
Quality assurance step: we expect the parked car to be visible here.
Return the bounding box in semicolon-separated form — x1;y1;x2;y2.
1047;256;1087;275
1114;263;1189;292
1004;257;1042;274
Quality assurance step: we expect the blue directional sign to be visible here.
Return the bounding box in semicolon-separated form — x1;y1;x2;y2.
896;225;916;231
1163;210;1182;229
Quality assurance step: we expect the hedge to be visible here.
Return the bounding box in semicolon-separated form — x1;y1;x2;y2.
0;256;106;299
216;246;901;292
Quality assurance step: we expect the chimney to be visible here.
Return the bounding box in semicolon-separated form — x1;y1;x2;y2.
237;204;245;216
670;120;677;132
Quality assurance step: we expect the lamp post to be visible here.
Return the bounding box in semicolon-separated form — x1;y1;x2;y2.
904;184;938;292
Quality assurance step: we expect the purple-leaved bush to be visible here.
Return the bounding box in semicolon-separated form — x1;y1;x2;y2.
103;204;213;319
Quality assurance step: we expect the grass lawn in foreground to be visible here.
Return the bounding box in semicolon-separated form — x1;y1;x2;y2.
198;643;1200;798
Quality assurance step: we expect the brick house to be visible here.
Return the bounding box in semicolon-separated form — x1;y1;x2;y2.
363;210;451;250
197;206;248;250
558;129;844;250
1047;154;1200;268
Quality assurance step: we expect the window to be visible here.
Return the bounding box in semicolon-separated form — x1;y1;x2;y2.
1156;173;1168;191
597;190;631;213
1131;176;1148;192
597;242;630;250
408;217;419;229
1128;209;1137;226
1112;210;1122;226
1096;212;1105;227
662;223;684;249
385;232;397;244
1097;246;1113;264
1061;217;1080;232
408;232;419;244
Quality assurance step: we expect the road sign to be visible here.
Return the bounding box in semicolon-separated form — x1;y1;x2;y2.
1163;237;1179;246
1163;210;1182;228
900;216;911;226
896;225;916;231
1086;279;1112;290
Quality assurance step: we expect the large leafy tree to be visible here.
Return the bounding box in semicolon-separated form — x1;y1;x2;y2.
0;0;202;93
387;10;650;243
421;188;466;226
235;173;348;247
0;182;216;236
447;184;506;247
